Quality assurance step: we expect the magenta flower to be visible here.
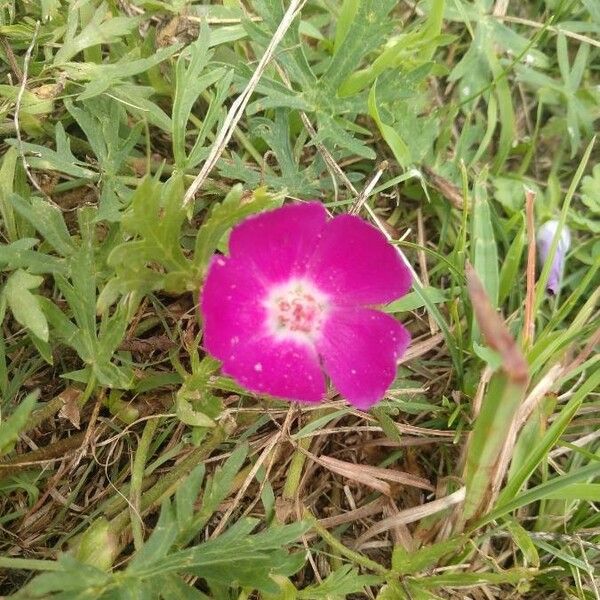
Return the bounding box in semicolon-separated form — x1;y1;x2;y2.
200;202;412;409
537;220;571;295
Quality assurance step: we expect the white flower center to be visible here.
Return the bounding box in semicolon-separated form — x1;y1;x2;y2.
264;279;328;343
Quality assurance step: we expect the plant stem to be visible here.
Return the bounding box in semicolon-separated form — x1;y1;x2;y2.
130;418;161;550
0;557;62;571
308;511;388;575
109;424;228;536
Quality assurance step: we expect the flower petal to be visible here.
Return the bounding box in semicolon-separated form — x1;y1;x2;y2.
222;336;326;403
536;220;571;295
308;214;411;306
201;255;267;361
316;308;410;410
228;202;328;284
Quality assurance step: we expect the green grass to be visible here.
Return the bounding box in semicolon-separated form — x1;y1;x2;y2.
1;0;599;598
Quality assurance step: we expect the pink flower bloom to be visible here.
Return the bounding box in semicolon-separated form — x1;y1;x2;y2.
200;202;412;409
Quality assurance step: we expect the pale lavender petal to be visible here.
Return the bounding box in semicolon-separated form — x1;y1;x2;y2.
201;255;267;361
308;214;412;306
222;336;326;403
537;220;571;295
228;202;328;284
316;307;410;410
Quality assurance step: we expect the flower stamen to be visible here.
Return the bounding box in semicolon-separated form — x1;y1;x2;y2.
265;280;328;342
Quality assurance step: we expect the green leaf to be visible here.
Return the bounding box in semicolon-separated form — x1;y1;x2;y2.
152;519;309;594
178;443;249;546
393;536;466;575
385;287;448;312
502;367;600;502
292;409;350;440
338;0;447;96
6;123;96;179
480;461;600;527
532;539;593;573
493;177;526;214
463;372;528;523
316;113;376;160
0;239;66;275
158;574;210;600
0;390;38;457
175;465;206;537
111;83;173;132
248;111;321;196
62;44;182;100
368;80;411;167
0;84;54;117
498;215;525;304
249;0;315;89
176;391;216;428
541;483;600;502
575;163;600;231
409;567;539;588
2;270;49;341
172;28;223;168
64;98;143;221
334;0;360;52
9;194;75;256
298;564;382;598
31;210;134;388
471;170;499;314
503;519;540;568
487;49;515;172
54;3;139;64
22;555;111;596
129;501;179;570
103;174;193;306
75;517;118;572
0;146;19;243
39;297;88;360
472;341;503;370
322;0;396;92
187;69;234;169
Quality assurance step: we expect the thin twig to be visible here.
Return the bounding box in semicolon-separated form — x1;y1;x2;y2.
183;0;307;206
349;161;388;215
550;429;600;459
495;14;600;50
354;487;466;549
73;394;102;467
13;22;59;207
492;0;510;18
187;15;263;25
